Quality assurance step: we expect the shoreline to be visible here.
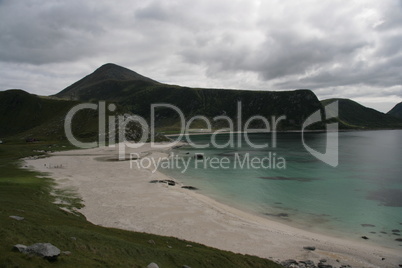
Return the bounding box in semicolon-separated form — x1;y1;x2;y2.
24;143;402;268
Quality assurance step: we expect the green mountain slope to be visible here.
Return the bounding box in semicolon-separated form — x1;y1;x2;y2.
322;98;402;129
0;90;78;138
387;102;402;120
0;90;104;141
54;63;324;131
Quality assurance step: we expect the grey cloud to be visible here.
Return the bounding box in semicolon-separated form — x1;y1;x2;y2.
0;0;401;107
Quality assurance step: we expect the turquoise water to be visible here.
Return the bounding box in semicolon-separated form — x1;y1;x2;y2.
160;130;402;249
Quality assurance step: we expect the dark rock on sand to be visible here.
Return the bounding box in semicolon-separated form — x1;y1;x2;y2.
181;186;199;190
265;212;289;217
149;180;176;186
194;154;204;160
299;260;316;268
361;224;375;227
361;236;369;240
281;259;298;267
303;246;316;251
392;229;400;232
317;260;332;268
395;238;402;242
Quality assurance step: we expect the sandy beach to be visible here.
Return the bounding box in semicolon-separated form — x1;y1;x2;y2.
24;143;402;268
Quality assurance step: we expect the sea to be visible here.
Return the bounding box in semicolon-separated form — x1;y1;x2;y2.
159;130;402;250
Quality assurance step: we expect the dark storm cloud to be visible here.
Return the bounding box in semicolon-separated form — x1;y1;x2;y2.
0;0;401;108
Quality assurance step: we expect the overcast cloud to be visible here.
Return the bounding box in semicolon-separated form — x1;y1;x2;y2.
0;0;401;112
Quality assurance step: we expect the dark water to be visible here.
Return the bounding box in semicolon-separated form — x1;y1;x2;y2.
161;130;402;249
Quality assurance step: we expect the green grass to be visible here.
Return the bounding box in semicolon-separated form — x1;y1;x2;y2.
0;141;282;268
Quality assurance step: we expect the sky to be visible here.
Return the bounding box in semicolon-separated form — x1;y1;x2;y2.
0;0;401;112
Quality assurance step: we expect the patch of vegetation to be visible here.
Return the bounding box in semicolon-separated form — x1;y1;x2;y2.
0;141;282;267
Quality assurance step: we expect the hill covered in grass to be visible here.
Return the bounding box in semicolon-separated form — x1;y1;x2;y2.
321;98;402;129
54;63;324;132
387;102;402;120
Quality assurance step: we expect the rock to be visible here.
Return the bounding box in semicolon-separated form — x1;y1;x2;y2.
361;236;369;239
182;266;191;268
24;243;60;260
148;240;155;245
9;215;24;221
303;246;316;251
319;259;327;263
317;263;332;268
13;244;27;252
147;263;159;268
392;229;400;232
393;232;401;236
194;153;204;160
62;251;72;256
70;237;77;241
281;259;298;267
361;224;375;227
186;244;193;247
395;238;402;242
299;260;316;268
181;186;199;190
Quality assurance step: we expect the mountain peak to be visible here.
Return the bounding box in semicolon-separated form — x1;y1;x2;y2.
55;63;159;100
80;63;159;84
93;63;154;82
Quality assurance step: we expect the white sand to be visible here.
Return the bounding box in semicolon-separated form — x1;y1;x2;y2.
24;143;402;268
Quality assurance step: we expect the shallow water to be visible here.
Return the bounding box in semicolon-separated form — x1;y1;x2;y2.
160;130;402;249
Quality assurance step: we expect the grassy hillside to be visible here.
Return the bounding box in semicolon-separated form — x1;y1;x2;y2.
0;90;78;139
322;98;402;129
54;64;324;131
0;141;282;267
387;102;402;120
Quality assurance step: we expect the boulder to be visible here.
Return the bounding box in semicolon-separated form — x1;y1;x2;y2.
13;243;60;260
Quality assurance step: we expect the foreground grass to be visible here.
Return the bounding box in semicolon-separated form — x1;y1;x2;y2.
0;141;282;268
